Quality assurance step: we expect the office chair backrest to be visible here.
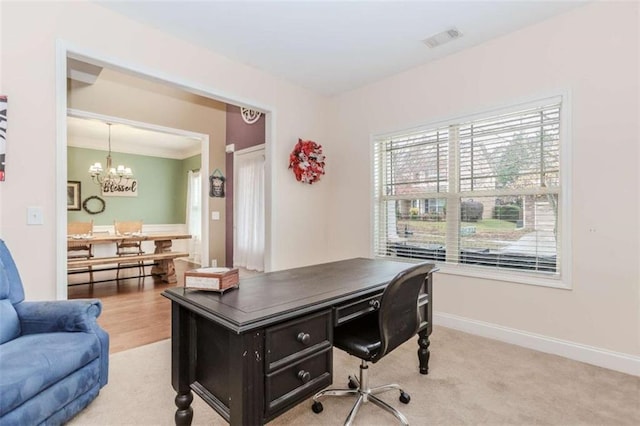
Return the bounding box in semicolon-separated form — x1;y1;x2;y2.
378;262;435;359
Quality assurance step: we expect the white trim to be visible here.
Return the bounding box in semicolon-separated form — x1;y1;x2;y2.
56;40;68;300
373;91;565;140
558;90;572;289
264;113;273;272
235;143;266;155
433;263;569;289
56;39;275;298
434;312;640;377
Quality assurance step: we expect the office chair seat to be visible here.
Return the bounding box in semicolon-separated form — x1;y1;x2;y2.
312;262;436;426
334;313;381;361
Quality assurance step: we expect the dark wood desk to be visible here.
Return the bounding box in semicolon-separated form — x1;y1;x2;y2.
162;258;434;426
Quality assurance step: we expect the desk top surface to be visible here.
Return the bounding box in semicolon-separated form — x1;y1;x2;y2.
163;257;420;333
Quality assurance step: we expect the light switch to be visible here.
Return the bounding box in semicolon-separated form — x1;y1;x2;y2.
211;211;220;220
27;207;44;225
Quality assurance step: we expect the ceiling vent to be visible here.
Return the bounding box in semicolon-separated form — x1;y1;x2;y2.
422;28;463;49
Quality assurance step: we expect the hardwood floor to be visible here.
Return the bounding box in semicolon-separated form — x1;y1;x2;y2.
68;259;199;354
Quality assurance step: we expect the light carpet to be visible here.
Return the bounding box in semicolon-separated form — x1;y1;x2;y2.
69;326;639;425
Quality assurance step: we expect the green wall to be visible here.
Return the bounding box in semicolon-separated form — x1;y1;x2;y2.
68;146;201;225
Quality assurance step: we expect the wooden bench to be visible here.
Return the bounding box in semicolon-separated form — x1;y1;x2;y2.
68;251;190;284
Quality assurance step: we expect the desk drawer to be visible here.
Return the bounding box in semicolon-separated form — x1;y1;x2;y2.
265;348;332;417
334;292;382;327
265;310;332;372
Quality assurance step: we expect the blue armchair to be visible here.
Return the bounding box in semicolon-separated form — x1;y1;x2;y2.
0;239;109;425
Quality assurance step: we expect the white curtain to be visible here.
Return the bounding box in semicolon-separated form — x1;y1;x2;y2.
234;152;265;271
186;170;202;264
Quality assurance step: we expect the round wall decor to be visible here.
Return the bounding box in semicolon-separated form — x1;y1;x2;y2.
240;107;262;124
82;195;106;215
288;139;325;184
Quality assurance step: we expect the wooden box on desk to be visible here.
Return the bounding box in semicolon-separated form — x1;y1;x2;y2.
184;267;240;292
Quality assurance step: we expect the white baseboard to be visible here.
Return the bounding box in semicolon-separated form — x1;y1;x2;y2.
434;311;640;377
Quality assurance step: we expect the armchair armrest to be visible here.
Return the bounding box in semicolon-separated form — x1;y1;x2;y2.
15;299;102;335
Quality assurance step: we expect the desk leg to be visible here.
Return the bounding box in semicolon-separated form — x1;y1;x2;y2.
151;240;178;283
417;329;430;375
228;331;265;425
172;303;194;426
175;391;193;426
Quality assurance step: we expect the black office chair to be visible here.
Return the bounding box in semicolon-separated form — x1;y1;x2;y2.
311;262;436;425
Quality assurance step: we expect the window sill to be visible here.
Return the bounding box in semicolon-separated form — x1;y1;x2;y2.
433;263;571;290
375;255;571;290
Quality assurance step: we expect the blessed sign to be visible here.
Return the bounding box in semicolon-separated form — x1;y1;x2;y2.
102;179;138;197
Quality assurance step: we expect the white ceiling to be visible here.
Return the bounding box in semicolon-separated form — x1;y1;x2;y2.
67;116;202;159
96;0;587;96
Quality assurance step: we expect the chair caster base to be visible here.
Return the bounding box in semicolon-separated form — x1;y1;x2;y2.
399;391;410;404
312;401;323;414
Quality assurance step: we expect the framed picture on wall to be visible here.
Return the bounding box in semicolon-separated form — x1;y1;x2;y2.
67;181;81;211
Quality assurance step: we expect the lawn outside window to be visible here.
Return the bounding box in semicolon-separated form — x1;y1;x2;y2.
372;95;571;288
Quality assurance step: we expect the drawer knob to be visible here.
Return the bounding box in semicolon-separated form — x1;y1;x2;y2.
369;299;381;309
296;332;311;345
297;370;311;383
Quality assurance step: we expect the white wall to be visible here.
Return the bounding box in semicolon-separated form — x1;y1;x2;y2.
328;1;640;362
1;0;637;373
0;1;331;299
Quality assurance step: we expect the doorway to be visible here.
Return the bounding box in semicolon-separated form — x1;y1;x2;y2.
57;47;273;352
233;145;266;272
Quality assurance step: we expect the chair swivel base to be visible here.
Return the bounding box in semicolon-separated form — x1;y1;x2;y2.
311;360;411;426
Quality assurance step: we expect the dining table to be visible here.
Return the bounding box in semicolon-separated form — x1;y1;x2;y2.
67;232;192;284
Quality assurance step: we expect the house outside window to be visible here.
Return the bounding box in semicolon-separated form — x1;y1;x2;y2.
373;95;570;286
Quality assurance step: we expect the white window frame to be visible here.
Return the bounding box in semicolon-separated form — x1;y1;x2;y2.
371;93;572;289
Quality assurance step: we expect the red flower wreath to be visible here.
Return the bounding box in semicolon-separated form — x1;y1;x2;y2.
288;139;325;184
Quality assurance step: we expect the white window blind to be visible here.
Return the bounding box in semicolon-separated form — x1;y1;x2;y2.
373;97;564;280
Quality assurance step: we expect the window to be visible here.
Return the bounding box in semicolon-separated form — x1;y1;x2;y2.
373;96;567;284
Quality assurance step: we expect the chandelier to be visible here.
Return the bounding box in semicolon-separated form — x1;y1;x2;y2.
88;123;133;185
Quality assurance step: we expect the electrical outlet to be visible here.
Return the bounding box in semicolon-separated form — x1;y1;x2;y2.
211;259;217;267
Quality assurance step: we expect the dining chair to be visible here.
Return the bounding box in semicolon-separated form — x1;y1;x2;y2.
67;220;94;284
113;220;144;280
311;262;437;425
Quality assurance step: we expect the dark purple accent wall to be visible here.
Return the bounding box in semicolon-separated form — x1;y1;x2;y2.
225;105;266;267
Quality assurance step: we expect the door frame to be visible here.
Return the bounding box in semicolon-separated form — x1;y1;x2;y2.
55;40;274;299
